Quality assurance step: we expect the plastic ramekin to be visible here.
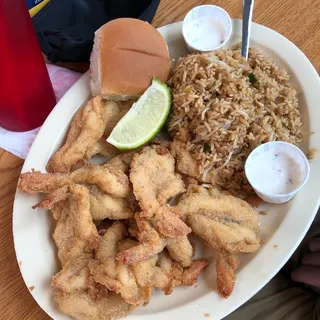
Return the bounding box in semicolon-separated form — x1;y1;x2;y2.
182;5;232;53
245;141;310;204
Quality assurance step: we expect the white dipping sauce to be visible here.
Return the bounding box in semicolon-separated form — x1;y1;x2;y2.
184;18;226;51
248;149;302;195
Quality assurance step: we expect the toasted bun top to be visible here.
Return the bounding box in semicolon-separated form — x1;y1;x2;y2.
90;18;170;100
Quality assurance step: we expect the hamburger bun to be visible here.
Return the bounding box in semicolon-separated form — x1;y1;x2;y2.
90;18;171;101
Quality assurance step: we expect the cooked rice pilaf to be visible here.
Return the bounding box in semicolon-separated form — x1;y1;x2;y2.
168;45;302;196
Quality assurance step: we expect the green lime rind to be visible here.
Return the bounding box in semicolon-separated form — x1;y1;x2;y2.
107;78;171;151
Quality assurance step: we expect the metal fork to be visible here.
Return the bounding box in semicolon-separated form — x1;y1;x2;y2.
241;0;255;59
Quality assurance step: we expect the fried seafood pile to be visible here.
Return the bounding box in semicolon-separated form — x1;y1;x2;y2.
18;97;261;320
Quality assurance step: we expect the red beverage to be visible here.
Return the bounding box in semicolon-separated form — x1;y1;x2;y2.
0;0;56;131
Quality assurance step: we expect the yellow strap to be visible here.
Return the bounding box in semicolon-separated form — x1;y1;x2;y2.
29;0;50;17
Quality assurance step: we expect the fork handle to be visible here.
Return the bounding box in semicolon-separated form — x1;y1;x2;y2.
241;0;254;59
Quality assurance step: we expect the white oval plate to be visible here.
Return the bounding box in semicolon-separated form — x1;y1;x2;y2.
13;20;320;320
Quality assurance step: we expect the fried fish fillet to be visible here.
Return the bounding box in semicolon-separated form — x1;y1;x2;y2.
170;128;203;180
34;183;135;221
32;185;135;222
52;224;132;320
151;205;191;238
166;236;194;268
137;251;208;295
53;255;132;320
178;185;260;298
116;218;166;265
54;249;205;320
128;145;189;237
116;240;153;306
19;164;130;199
92;222;207;302
102;99;135;138
18;170;69;194
216;251;239;298
117;216;193;267
89;222;150;307
170;134;218;184
52;254;93;293
47;97;111;173
107;151;137;174
84;99;135;161
88;222;128;293
89;222;154;306
170;140;201;180
20;165;133;221
88;185;135;220
55;290;131;320
178;185;261;253
52;185;99;266
47;98;135;174
130;146;185;218
70;164;130;198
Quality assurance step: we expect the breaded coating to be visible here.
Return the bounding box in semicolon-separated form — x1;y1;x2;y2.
116;218;166;265
151;205;191;238
178;185;260;298
88;185;134;220
166;236;194;268
117;216;193;267
170;140;201;180
89;222;150;306
47;97;111;173
55;290;132;320
52;185;99;265
70;164;130;198
216;251;239;299
178;185;261;253
19;163;130;199
130;146;185;217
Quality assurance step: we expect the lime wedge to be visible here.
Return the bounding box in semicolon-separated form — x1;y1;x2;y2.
107;78;171;150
